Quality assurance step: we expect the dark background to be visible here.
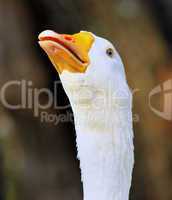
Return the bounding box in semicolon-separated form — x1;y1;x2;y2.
0;0;172;200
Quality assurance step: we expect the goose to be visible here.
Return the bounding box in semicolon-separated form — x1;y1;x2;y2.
38;30;134;200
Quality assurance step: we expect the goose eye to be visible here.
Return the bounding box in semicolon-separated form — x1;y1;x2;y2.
106;48;114;58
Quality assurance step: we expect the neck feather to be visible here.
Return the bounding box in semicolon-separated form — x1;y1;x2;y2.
73;106;134;200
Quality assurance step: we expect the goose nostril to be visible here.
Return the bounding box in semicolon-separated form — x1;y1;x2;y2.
63;35;75;42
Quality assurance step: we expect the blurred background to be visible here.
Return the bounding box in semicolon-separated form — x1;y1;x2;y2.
0;0;172;199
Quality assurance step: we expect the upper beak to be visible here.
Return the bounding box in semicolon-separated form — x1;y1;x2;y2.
38;30;94;74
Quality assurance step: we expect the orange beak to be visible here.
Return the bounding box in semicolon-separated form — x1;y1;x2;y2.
38;30;94;74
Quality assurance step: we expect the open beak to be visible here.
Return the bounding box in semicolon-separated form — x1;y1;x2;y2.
38;30;94;74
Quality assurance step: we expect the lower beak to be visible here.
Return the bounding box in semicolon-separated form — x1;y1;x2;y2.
38;30;94;74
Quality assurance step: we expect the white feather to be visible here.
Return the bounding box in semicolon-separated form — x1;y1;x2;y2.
60;33;134;200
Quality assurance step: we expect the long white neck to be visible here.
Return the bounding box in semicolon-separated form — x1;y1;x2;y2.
72;100;134;200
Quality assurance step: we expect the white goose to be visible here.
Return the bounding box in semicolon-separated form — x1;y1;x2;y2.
38;30;134;200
